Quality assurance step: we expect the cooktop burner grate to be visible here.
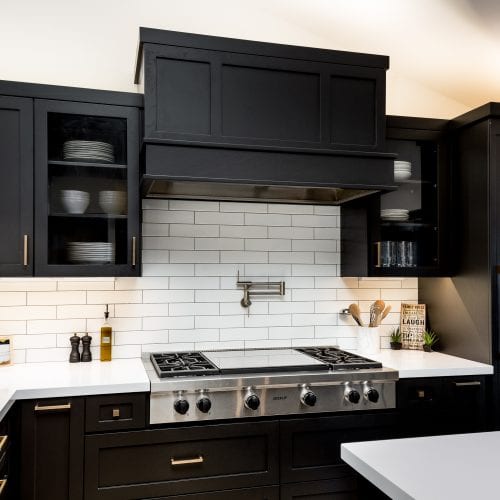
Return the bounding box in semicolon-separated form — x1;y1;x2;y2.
150;352;220;378
296;347;382;370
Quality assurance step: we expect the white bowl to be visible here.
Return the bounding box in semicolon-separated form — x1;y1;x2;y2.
60;190;89;214
98;190;126;215
394;170;412;182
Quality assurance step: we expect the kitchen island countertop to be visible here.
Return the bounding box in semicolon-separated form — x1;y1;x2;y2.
341;431;500;500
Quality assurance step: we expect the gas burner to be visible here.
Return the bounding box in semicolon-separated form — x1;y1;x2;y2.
150;352;220;378
296;347;382;370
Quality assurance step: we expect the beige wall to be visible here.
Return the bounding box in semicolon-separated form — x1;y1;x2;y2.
2;0;493;119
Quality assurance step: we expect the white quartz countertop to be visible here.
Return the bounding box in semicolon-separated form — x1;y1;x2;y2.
348;349;494;378
0;358;150;420
341;431;500;500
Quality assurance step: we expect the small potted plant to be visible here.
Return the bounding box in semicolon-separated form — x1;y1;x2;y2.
422;330;438;352
390;328;402;350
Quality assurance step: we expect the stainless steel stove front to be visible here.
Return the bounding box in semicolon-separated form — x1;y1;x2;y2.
144;355;398;425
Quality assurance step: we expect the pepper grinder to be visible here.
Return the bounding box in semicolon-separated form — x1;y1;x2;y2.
69;334;81;363
81;333;92;362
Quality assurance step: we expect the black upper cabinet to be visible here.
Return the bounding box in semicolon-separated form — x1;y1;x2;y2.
0;81;142;277
142;41;387;152
0;96;33;276
34;99;140;276
341;116;451;277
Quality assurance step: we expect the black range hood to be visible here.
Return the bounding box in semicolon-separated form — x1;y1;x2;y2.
136;28;396;204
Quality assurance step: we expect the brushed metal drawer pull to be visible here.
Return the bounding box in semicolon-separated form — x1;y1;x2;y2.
23;234;28;267
0;435;7;454
375;242;381;268
454;381;482;387
0;479;6;495
112;408;120;419
34;403;71;412
132;236;137;267
171;455;204;466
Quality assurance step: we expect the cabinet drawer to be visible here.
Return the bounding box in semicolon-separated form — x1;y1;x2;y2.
148;485;279;500
280;413;397;483
280;478;358;500
84;420;279;499
86;393;147;432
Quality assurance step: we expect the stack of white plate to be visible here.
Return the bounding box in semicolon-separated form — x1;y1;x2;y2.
99;190;127;215
63;140;115;163
67;242;115;264
60;189;89;214
394;160;412;182
380;209;409;221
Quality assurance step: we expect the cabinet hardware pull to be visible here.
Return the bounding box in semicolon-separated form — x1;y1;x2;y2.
454;381;481;387
23;234;28;266
171;455;204;466
34;402;71;412
0;436;7;454
417;390;425;398
375;242;381;268
132;236;137;267
0;479;6;495
112;408;120;419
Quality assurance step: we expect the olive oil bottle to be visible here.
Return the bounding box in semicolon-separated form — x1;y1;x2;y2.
100;304;112;362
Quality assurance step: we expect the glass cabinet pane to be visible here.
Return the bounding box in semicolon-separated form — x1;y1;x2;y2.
377;139;438;269
46;112;129;267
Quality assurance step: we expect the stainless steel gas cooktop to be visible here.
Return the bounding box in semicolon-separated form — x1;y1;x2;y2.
143;347;397;424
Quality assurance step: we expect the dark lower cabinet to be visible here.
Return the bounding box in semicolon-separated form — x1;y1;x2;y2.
21;397;84;500
396;375;487;437
84;420;279;500
147;485;279;500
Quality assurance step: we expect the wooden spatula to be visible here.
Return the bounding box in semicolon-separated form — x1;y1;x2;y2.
348;303;363;327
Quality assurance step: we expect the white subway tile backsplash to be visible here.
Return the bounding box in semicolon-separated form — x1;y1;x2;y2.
169;200;219;211
245;213;291;226
245;239;291;251
142;264;195;277
195;238;244;250
27;291;86;306
170;224;219;238
268;227;313;239
142;223;169;237
220;225;267;239
143;316;194;330
143;210;194;224
292;215;338;227
196;212;244;225
170;250;219;264
143;237;194;250
143;290;194;304
220;202;267;213
0;292;26;306
0;200;416;362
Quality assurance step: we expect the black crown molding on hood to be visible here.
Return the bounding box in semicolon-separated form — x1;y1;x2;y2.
136;28;396;204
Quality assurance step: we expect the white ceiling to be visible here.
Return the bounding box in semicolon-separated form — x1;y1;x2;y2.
1;0;499;119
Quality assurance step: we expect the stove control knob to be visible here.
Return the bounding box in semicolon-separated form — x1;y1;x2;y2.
346;390;361;404
174;398;190;415
196;397;212;413
301;390;317;407
363;384;380;403
245;394;260;411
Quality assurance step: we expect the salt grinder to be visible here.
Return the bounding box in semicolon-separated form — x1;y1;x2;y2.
69;334;81;363
81;333;92;362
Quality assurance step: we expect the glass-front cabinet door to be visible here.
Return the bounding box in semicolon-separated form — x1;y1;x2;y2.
34;100;140;276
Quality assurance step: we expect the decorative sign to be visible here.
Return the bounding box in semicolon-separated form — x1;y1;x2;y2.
400;303;426;350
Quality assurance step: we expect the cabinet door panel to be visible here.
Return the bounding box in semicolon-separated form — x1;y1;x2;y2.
0;95;33;276
148;485;279;500
34;99;140;277
21;397;84;500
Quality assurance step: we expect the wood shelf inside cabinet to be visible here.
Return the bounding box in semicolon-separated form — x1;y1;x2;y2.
48;160;127;170
49;213;128;219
